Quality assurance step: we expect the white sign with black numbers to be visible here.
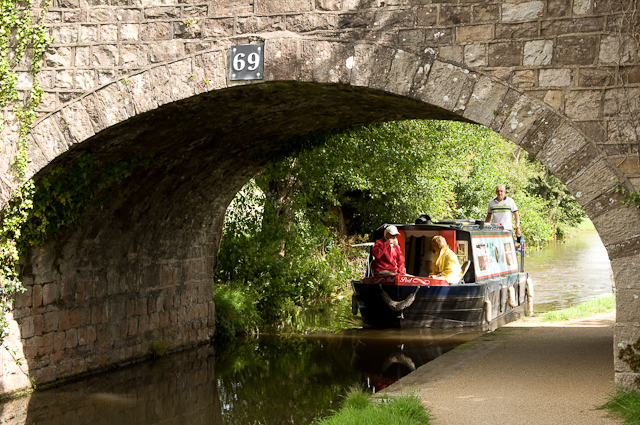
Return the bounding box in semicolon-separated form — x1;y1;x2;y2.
229;44;264;81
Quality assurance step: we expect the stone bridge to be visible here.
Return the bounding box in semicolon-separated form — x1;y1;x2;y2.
1;0;639;395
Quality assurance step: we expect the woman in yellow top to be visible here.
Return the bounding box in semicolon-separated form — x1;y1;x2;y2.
429;235;463;283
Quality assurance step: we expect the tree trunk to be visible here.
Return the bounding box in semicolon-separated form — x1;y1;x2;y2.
331;205;348;237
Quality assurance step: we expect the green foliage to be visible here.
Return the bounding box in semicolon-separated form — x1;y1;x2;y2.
217;179;363;324
1;0;52;179
2;155;150;252
212;284;262;342
599;387;640;424
525;171;586;240
216;120;587;331
511;192;555;245
313;389;432;425
0;0;52;349
0;181;32;343
216;211;360;321
541;295;615;321
269;120;468;235
451;125;530;220
452;125;585;245
616;183;640;209
276;295;362;334
279;119;581;244
341;388;371;410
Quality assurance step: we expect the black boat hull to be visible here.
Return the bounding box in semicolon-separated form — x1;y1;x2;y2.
352;272;529;329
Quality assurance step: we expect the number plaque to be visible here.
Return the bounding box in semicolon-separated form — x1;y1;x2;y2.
229;44;264;81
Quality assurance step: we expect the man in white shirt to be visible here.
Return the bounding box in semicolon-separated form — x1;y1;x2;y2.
485;184;521;237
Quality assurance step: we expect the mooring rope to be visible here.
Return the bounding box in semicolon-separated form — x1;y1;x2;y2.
380;285;420;312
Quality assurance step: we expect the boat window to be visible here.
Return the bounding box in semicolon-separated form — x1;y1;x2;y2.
455;240;469;263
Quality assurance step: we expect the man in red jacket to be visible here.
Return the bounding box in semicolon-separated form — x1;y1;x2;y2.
371;225;406;275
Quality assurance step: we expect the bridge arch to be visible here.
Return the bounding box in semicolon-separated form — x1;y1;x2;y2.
1;0;639;393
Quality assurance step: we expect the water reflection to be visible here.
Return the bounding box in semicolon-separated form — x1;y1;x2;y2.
0;345;223;425
0;330;480;425
335;328;482;392
214;335;362;424
214;328;483;424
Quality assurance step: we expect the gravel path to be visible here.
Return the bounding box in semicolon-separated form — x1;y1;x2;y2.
380;312;621;424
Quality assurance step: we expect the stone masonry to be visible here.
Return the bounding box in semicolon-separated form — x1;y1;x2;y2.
1;0;640;395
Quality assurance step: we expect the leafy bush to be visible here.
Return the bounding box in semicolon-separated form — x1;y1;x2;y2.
215;225;359;321
512;192;555;245
215;179;362;323
212;284;262;342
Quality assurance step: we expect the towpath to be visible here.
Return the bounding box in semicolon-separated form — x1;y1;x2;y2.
380;311;621;424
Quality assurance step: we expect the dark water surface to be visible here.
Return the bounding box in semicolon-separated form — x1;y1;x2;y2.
0;230;614;424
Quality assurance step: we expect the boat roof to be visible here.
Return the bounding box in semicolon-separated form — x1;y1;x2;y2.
373;219;511;239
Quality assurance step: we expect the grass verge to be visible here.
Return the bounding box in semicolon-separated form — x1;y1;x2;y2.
212;284;262;342
312;389;432;425
598;387;640;424
541;294;615;322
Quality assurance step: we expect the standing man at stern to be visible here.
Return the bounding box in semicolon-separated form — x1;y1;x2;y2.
485;184;521;237
371;225;406;276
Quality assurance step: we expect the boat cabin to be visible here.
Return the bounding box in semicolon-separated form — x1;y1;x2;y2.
366;219;523;284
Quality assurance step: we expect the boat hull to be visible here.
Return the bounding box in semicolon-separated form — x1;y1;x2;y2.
352;272;529;329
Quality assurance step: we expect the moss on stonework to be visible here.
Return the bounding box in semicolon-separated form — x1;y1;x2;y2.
0;387;34;403
619;337;640;386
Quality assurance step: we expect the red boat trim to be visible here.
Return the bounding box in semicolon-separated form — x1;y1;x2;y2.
361;274;449;286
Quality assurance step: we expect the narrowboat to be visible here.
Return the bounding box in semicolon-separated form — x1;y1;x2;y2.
351;218;534;329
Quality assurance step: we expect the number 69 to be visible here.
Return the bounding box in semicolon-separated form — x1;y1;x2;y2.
233;52;261;71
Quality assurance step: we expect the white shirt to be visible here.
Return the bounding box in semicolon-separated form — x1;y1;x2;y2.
487;196;518;230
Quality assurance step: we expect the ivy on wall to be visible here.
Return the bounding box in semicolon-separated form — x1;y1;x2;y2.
617;184;640;209
1;0;51;180
615;175;640;209
0;0;50;346
0;155;151;345
0;1;153;366
13;155;151;251
0;182;32;344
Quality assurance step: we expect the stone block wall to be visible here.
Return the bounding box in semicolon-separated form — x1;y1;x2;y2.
6;220;217;386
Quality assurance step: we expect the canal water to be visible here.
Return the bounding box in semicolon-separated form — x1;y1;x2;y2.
0;229;615;425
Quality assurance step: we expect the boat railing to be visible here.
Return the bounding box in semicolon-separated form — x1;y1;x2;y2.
433;219;507;232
